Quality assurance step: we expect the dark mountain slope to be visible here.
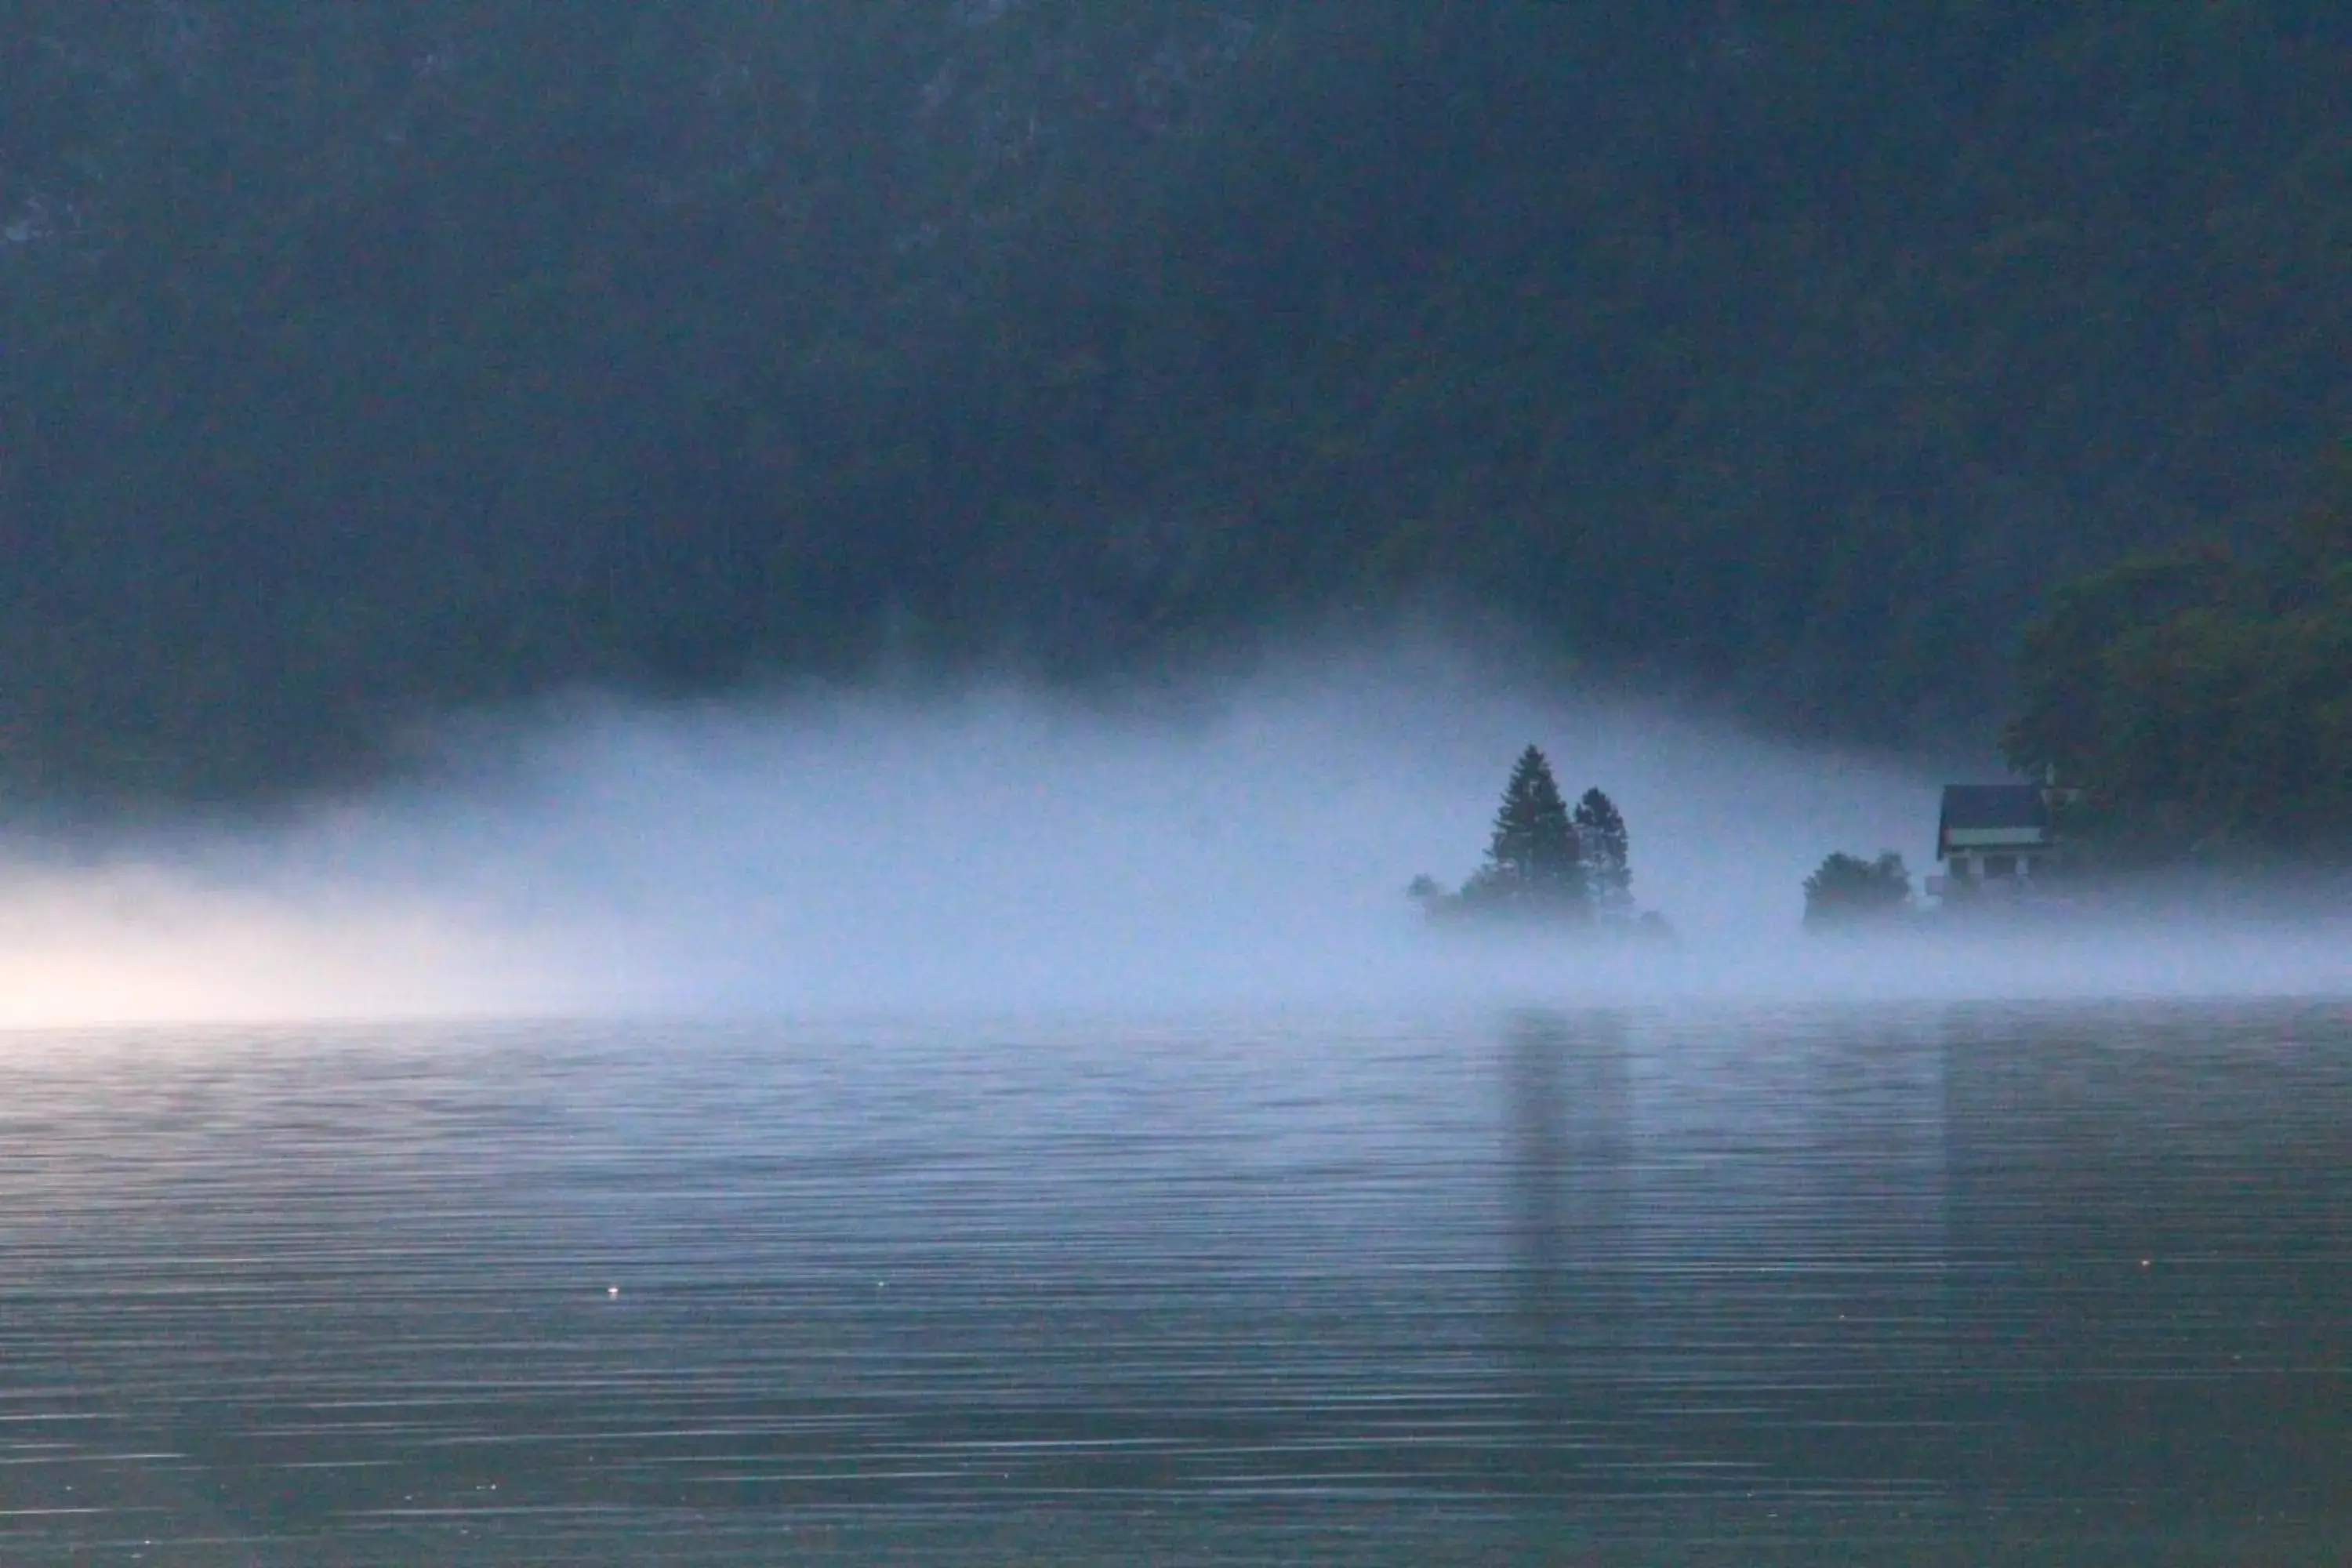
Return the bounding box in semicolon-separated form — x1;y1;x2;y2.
2;2;2346;798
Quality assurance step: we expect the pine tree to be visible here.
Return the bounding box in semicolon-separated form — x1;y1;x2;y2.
1573;787;1632;915
1467;746;1588;917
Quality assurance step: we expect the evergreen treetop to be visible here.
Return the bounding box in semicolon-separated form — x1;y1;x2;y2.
1573;787;1633;913
1468;745;1588;917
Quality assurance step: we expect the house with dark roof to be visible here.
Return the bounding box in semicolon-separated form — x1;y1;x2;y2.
1936;784;2060;891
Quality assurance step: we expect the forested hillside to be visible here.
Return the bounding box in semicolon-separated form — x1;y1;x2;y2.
2005;448;2352;866
3;2;2347;799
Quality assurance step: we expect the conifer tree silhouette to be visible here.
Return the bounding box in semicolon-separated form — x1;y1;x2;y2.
1463;746;1588;917
1573;787;1632;914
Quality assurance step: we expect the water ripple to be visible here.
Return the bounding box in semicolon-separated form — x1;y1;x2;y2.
0;1000;2344;1562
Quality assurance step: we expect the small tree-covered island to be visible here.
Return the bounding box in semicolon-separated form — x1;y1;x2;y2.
1409;746;1673;942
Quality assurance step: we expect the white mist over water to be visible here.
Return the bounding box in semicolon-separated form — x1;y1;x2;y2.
0;652;2344;1026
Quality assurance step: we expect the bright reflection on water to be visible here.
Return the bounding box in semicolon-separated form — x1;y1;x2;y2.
0;1002;2346;1564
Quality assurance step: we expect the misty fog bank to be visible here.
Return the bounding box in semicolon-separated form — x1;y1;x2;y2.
0;657;2343;1027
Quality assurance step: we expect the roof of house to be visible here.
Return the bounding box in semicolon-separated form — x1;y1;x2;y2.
1940;784;2049;830
1937;785;2052;855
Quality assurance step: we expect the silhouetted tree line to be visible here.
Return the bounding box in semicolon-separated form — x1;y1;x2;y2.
2;3;2348;800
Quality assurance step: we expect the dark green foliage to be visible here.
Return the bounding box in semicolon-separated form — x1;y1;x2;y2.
1803;852;1913;928
2003;455;2352;866
4;4;2349;800
1573;788;1632;914
1415;746;1599;926
1461;746;1587;917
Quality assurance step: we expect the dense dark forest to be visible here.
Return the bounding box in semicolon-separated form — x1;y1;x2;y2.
2005;452;2352;866
3;2;2348;801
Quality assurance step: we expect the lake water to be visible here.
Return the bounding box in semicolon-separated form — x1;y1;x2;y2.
0;1000;2345;1563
